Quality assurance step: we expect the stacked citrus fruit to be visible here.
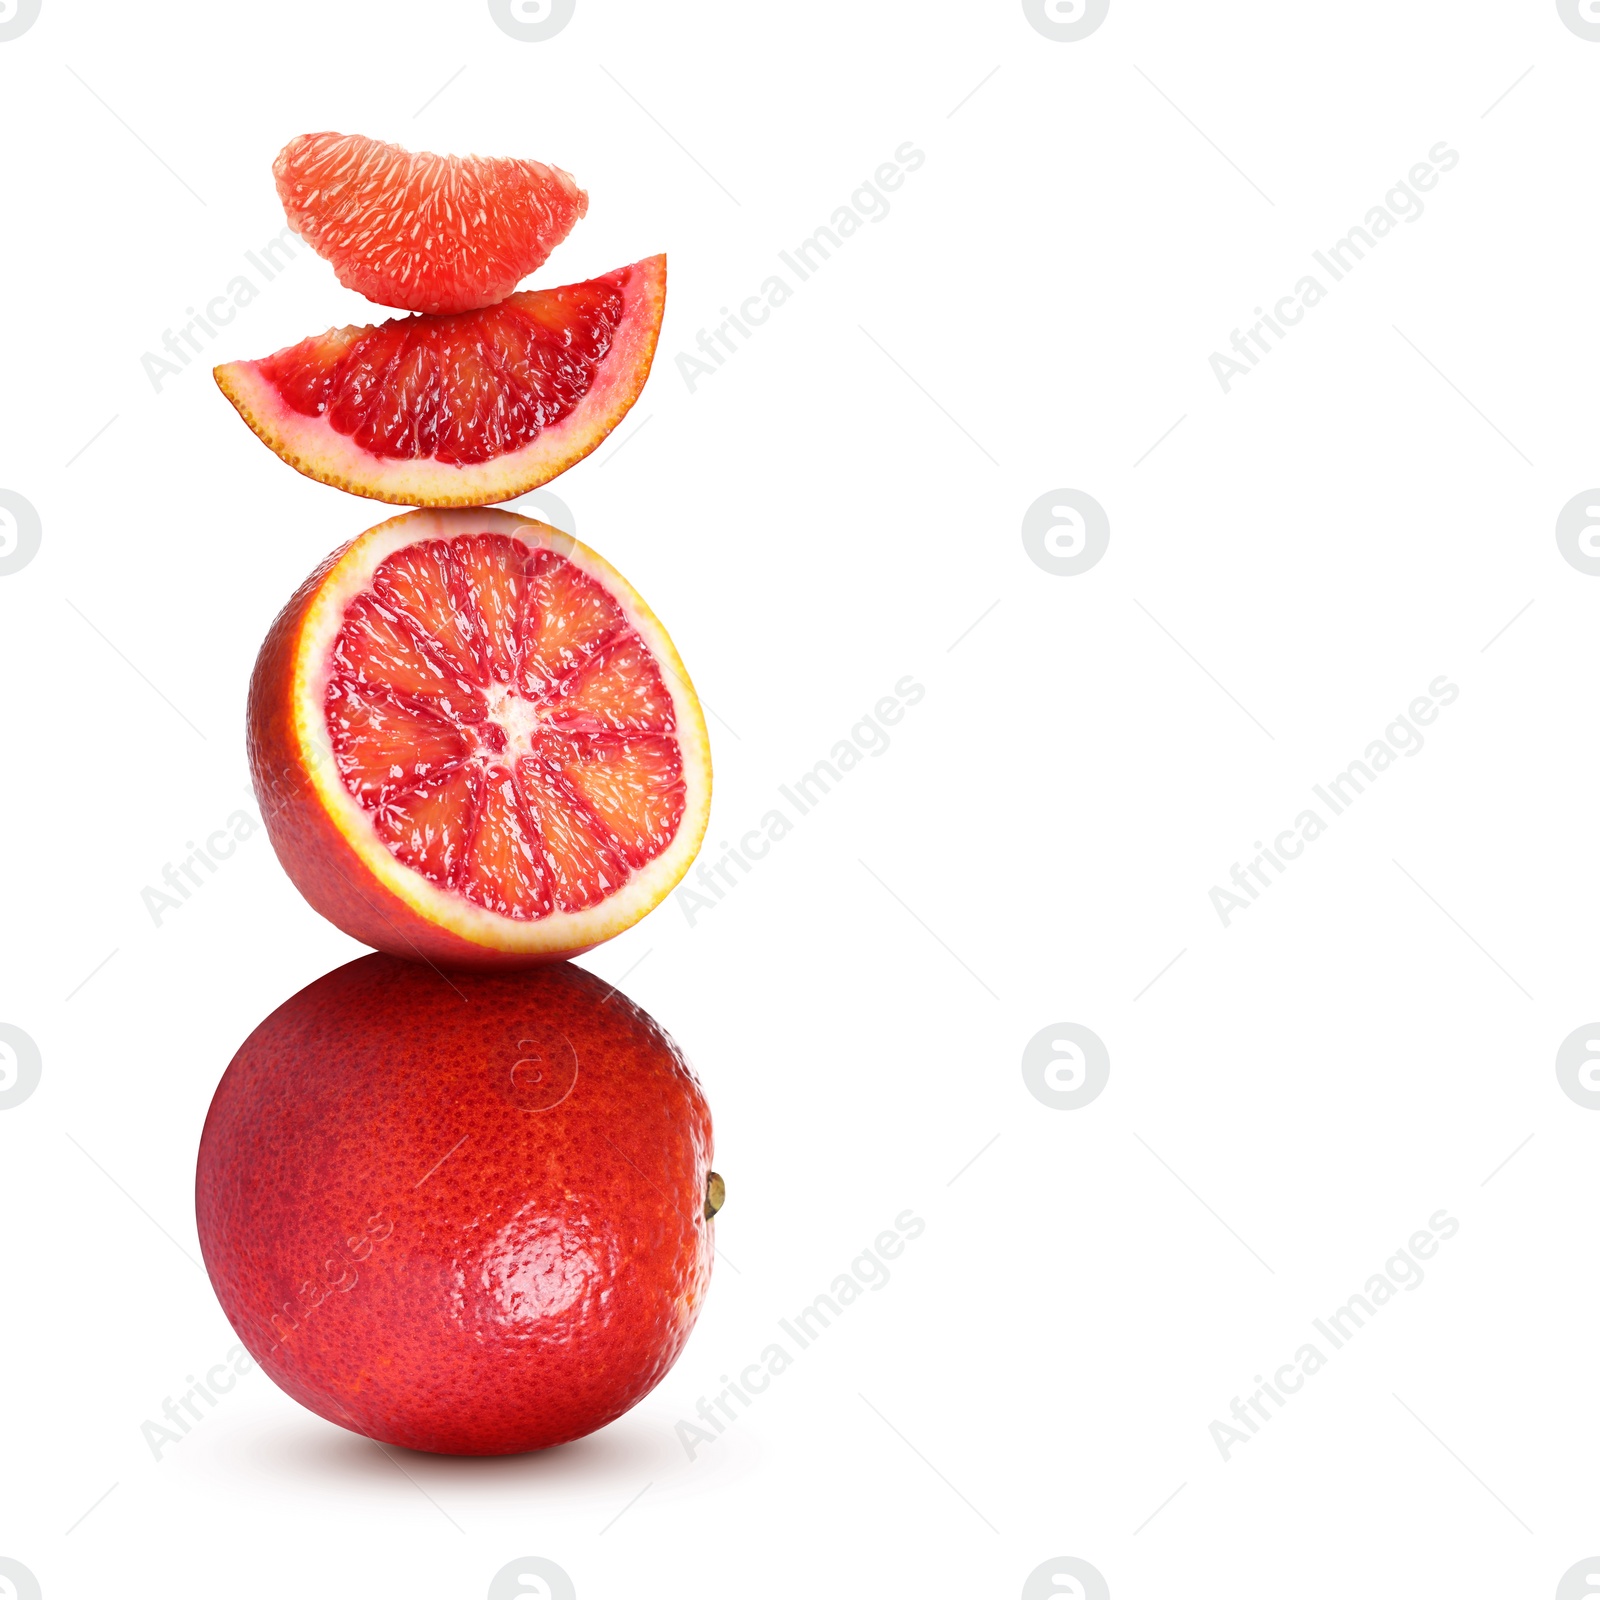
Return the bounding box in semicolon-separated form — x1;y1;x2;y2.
195;134;721;1456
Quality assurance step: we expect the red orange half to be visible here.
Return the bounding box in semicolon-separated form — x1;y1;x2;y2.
249;507;710;966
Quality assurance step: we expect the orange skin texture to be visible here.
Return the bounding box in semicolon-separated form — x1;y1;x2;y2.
247;547;588;968
195;954;716;1456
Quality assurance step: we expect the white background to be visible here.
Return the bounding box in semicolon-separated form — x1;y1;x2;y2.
2;2;1598;1596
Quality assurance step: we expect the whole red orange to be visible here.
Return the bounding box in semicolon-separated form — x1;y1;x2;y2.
195;953;719;1455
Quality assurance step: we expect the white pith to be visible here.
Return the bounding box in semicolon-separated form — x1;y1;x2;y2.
482;682;549;764
295;507;711;956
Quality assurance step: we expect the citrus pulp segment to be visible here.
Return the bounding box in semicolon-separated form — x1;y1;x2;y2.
273;131;589;314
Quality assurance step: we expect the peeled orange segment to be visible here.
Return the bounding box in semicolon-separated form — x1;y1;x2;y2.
214;255;666;508
273;132;589;314
249;507;710;966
